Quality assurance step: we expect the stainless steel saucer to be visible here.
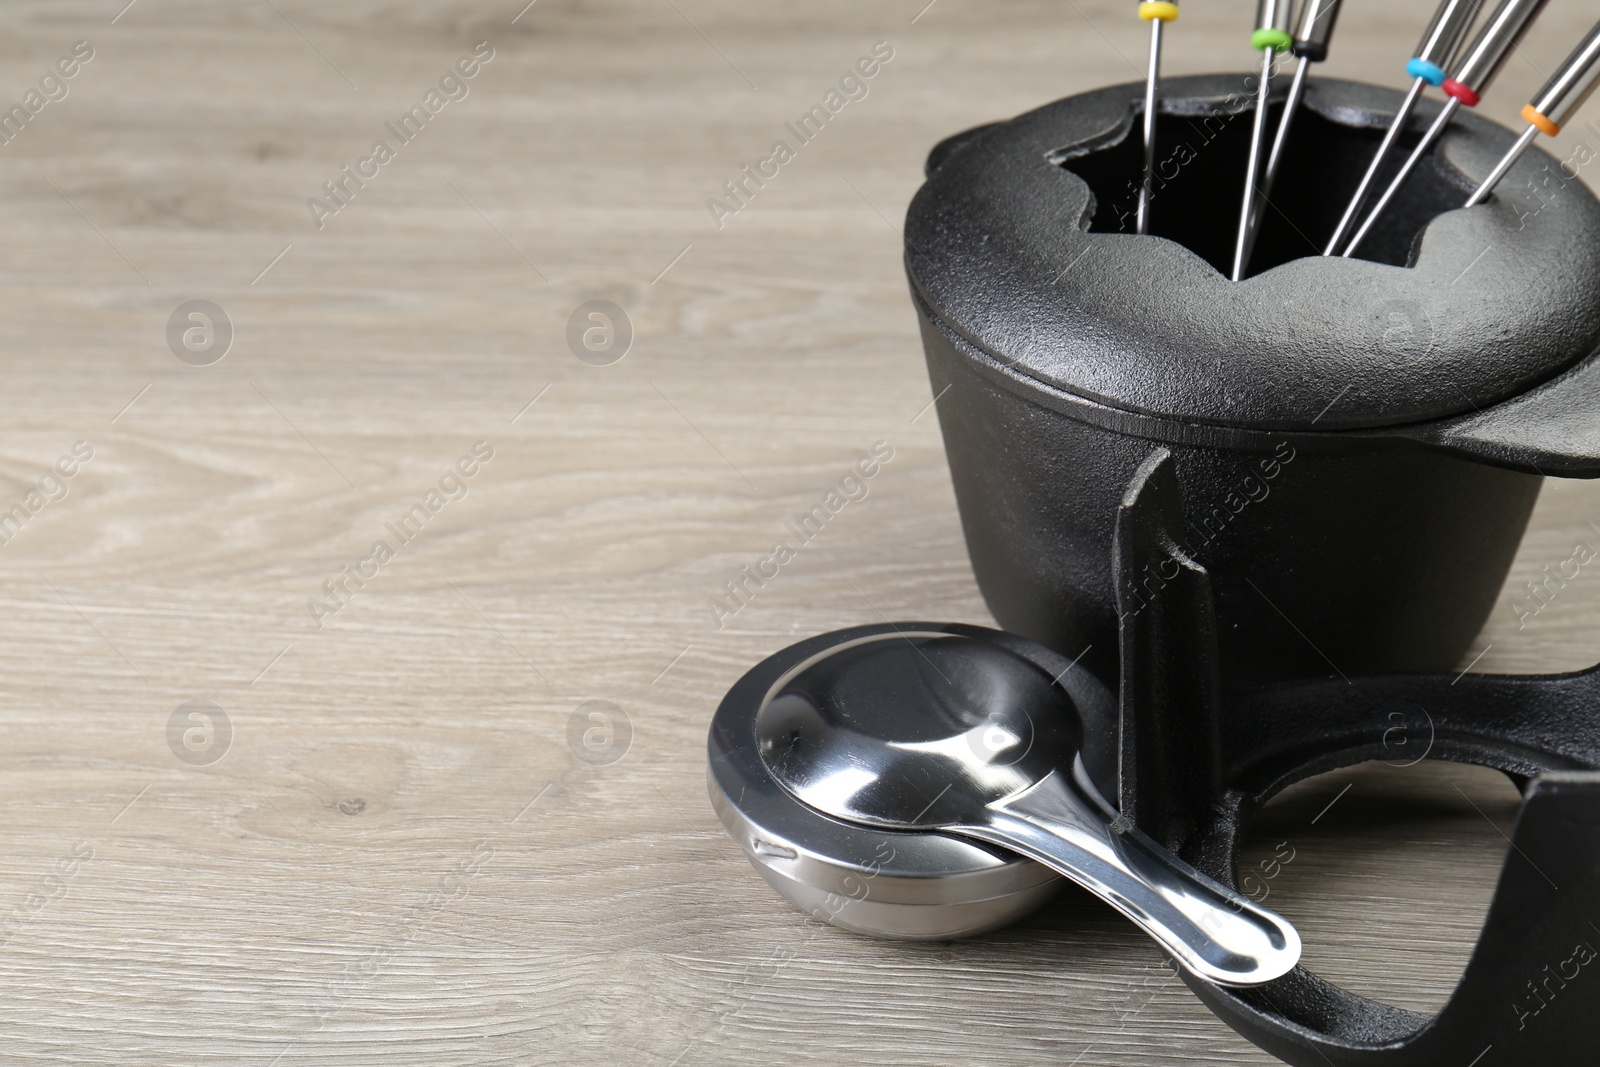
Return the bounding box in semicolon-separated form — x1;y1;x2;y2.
708;622;1116;940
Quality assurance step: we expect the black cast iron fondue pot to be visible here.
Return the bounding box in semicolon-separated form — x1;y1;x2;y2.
906;73;1600;687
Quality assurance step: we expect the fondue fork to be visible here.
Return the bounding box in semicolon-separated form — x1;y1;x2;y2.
1136;0;1180;235
1240;0;1346;271
1232;0;1296;280
1465;21;1600;206
1342;0;1553;257
1324;0;1485;255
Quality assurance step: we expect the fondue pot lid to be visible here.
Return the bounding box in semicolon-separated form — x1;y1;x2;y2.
905;74;1600;433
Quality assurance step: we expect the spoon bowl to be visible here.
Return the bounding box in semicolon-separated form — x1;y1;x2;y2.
759;630;1072;827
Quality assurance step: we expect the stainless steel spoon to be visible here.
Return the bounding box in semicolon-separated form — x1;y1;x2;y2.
756;631;1301;987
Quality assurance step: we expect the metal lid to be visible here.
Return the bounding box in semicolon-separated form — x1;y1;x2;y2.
708;623;1115;939
905;75;1600;432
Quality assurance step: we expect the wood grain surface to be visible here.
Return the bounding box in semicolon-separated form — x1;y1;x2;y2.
0;2;1596;1064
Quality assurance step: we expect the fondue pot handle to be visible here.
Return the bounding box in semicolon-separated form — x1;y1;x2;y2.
924;122;1002;178
1393;352;1600;477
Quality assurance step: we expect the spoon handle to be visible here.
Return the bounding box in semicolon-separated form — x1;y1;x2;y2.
962;763;1301;987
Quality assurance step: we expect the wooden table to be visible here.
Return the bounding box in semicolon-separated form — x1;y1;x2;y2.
0;2;1596;1063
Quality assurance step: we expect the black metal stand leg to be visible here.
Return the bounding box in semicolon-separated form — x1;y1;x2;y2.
1192;774;1600;1067
1113;449;1226;855
1111;447;1600;1067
